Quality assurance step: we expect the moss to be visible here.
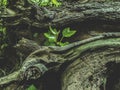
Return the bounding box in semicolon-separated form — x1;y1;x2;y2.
77;38;120;54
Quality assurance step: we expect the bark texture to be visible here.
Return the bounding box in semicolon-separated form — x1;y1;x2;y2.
1;0;120;90
1;33;120;90
2;1;120;29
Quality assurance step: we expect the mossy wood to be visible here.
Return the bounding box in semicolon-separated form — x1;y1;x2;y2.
0;33;120;90
2;1;120;29
1;0;120;89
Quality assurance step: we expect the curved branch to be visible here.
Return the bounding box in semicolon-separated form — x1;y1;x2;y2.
0;33;120;87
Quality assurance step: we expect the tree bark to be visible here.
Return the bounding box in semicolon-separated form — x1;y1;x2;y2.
2;1;120;29
1;33;120;90
1;0;120;90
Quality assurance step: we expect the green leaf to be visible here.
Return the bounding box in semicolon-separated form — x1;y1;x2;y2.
28;0;40;4
0;28;3;32
1;44;8;49
26;84;37;90
44;41;56;46
0;0;8;6
2;28;6;35
49;26;58;35
0;27;6;35
62;28;76;37
44;33;51;38
39;0;49;6
44;33;56;42
57;42;69;46
3;0;8;6
48;36;56;42
51;0;61;7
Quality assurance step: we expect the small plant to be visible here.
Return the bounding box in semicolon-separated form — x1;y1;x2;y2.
28;0;61;7
51;0;61;7
26;84;37;90
0;0;8;7
44;26;76;46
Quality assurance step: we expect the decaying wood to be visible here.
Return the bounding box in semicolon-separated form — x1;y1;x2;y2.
15;38;44;57
1;33;120;90
2;1;120;29
61;38;120;90
1;0;120;89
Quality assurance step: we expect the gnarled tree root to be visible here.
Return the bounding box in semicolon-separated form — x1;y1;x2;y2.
1;33;120;90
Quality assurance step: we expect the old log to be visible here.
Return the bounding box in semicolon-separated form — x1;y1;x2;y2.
2;1;120;29
1;0;120;89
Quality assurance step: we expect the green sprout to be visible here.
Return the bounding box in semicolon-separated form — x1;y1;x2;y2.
26;84;37;90
28;0;61;7
44;26;76;46
0;0;8;7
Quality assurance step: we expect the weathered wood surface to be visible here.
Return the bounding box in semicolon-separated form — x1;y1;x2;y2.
1;33;120;90
61;37;120;90
2;1;120;29
1;0;120;89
